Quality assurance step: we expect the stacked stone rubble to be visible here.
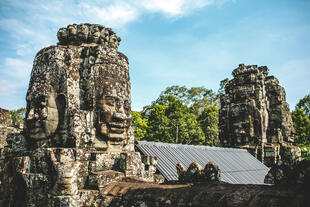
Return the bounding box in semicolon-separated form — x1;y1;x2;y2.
0;24;156;207
219;64;301;167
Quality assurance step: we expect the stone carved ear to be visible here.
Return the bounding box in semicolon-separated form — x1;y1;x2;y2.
44;93;59;137
56;94;66;128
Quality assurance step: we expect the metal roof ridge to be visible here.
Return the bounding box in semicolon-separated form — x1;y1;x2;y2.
136;141;247;152
221;168;269;173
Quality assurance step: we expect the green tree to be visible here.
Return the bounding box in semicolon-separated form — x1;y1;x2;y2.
296;94;310;117
156;85;219;113
164;96;204;145
198;105;220;146
292;107;310;145
291;94;310;159
131;111;148;141
10;107;26;125
141;86;215;145
144;104;170;142
137;85;222;146
142;97;205;144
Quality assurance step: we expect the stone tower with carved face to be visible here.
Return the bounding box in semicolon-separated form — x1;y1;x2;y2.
0;24;157;207
25;23;132;152
219;64;301;167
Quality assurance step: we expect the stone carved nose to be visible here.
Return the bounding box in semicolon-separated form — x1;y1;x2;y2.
27;108;38;120
118;105;125;114
113;112;126;121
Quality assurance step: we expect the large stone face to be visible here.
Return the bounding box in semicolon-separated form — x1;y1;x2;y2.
219;64;300;167
25;24;130;151
0;24;156;207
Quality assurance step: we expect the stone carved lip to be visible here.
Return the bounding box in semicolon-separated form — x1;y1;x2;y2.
108;133;125;140
109;127;124;134
109;122;124;128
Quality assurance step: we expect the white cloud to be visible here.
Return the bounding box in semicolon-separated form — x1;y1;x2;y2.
136;0;216;17
1;58;32;79
0;58;31;109
78;2;139;27
0;58;31;96
0;0;233;109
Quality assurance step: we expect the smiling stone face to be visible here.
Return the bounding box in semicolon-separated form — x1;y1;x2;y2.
25;85;59;141
97;95;131;142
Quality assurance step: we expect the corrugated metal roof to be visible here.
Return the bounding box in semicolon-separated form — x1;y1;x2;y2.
136;141;269;184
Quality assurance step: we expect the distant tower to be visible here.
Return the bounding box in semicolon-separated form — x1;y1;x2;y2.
219;64;300;167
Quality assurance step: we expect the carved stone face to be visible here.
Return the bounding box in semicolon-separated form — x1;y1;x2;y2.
67;25;77;44
68;25;77;36
97;95;131;144
57;28;68;44
109;34;119;48
78;24;89;42
26;87;59;140
90;25;100;43
100;29;109;42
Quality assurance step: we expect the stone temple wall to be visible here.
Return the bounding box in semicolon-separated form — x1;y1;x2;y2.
219;64;300;167
0;108;22;155
0;24;157;207
0;108;12;151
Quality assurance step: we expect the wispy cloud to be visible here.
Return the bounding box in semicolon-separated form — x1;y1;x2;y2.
0;0;228;109
0;58;31;109
0;58;31;91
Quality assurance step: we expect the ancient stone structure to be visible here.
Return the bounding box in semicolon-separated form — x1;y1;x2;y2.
264;158;310;185
0;24;156;207
176;161;220;183
219;64;301;167
0;108;11;154
108;178;309;207
0;108;22;156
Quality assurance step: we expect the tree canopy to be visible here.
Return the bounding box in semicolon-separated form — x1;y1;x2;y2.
291;93;310;159
132;85;220;146
10;107;26;125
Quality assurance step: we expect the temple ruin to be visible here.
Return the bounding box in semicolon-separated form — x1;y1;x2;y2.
0;24;156;207
0;108;22;157
219;64;301;167
0;25;309;207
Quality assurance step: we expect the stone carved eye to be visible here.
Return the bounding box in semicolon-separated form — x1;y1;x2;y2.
124;100;130;113
36;95;47;108
105;96;115;107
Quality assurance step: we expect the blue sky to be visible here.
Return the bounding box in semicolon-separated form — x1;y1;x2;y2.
0;0;309;111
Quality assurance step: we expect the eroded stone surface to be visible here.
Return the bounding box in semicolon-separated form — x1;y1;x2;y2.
57;24;121;48
219;64;301;167
108;179;309;207
264;152;310;185
0;24;155;207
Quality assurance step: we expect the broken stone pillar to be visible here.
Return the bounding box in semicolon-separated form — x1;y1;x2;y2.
219;64;301;167
0;23;155;207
